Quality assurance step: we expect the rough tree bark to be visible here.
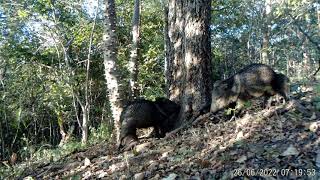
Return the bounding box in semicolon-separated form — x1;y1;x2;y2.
164;5;171;97
166;0;185;103
129;0;141;98
166;0;213;124
103;0;124;143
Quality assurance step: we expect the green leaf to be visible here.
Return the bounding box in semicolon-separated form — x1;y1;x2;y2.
17;10;28;18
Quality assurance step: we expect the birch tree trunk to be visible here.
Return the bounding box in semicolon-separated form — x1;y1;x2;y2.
167;0;213;124
81;1;98;144
0;56;5;89
261;0;272;65
103;0;124;143
129;0;141;98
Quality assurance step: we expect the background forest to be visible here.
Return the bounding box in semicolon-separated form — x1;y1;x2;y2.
0;0;319;177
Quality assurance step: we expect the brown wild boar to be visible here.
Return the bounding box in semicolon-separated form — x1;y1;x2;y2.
210;64;289;113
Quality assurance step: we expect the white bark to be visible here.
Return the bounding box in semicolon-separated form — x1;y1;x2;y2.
103;0;123;143
262;0;272;65
129;0;141;97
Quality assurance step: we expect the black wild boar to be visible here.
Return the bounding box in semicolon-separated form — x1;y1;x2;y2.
210;64;290;113
118;97;180;151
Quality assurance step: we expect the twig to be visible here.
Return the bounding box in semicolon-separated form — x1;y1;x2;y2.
164;113;213;139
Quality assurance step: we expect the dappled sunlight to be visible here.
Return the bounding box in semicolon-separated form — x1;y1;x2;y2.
185;21;203;37
18;81;320;179
1;0;319;178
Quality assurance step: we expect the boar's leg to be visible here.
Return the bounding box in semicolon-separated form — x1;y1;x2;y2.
118;120;138;151
122;135;138;151
272;87;289;105
147;125;167;139
273;73;290;103
118;134;138;152
278;89;289;103
146;128;160;138
263;94;273;109
231;99;245;117
158;124;170;138
227;100;245;121
153;126;164;138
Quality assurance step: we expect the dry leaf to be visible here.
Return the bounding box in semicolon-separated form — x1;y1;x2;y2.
316;151;320;168
163;173;178;180
134;172;144;180
281;145;299;156
236;155;247;163
310;112;317;120
236;131;244;140
84;157;91;167
135;142;151;153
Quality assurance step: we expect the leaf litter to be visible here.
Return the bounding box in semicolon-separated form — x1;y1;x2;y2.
21;81;320;179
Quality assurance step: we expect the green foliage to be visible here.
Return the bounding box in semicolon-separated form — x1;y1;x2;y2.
313;84;320;110
115;0;166;99
0;0;167;164
211;0;319;79
68;175;82;180
0;0;110;162
315;84;320;94
243;101;252;108
314;101;320;111
0;0;319;176
0;164;25;180
88;123;112;145
0;138;85;179
17;10;29;19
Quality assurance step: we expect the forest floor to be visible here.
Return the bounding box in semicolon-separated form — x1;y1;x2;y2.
11;81;320;179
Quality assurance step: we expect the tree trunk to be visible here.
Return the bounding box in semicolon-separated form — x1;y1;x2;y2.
57;111;67;146
0;57;6;89
166;1;184;102
129;0;141;98
103;0;124;143
167;0;213;124
164;6;171;97
261;32;270;64
261;0;272;65
80;4;98;144
81;110;88;144
313;6;320;77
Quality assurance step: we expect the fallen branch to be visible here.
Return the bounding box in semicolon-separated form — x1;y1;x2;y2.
164;113;214;140
312;64;320;77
